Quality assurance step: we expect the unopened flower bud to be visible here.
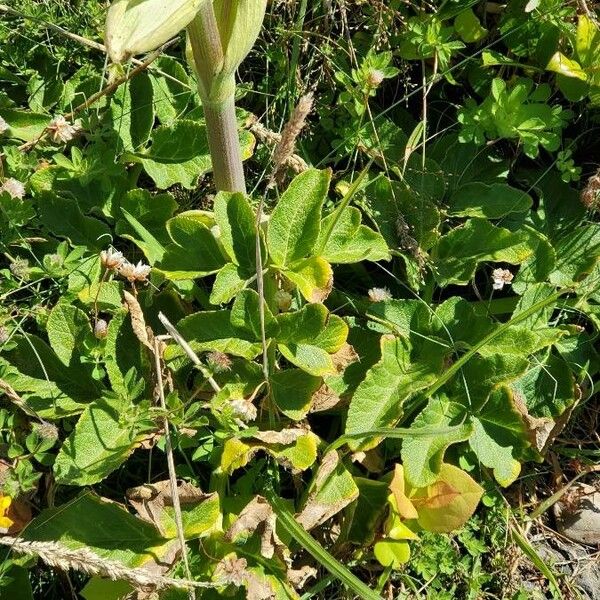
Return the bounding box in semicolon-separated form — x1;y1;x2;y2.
105;0;204;64
207;351;232;373
94;319;109;339
275;290;292;312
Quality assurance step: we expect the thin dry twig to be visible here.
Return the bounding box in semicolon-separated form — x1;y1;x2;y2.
153;338;194;600
157;312;221;394
0;536;216;590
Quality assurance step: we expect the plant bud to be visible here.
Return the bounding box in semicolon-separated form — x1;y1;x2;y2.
105;0;205;63
213;0;268;75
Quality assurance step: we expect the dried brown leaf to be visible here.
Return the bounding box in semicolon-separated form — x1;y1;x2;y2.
123;290;153;350
310;383;344;413
330;342;359;373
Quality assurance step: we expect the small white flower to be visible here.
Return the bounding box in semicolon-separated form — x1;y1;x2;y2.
492;268;514;290
366;69;385;88
100;248;125;270
47;115;80;144
0;116;8;135
119;260;151;283
368;287;392;302
1;178;26;200
229;398;257;423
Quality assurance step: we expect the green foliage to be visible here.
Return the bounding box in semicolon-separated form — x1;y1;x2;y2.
0;1;598;598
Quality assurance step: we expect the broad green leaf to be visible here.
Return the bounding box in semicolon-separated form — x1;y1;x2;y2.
221;431;318;474
345;335;444;450
116;188;178;247
46;303;94;369
402;397;472;488
159;212;227;279
433;297;494;350
160;492;220;539
0;335;101;418
468;386;529;486
348;478;389;544
316;206;391;264
24;492;172;568
81;578;132;600
109;70;154;151
549;224;600;286
120;208;166;265
435;218;537;286
36;193;111;251
408;464;483;533
230;289;279;339
209;263;250;305
513;353;577;418
0;108;49;141
78;281;124;311
576;14;599;66
374;540;410;568
448;182;532;218
546;52;587;81
267;169;330;266
283;256;333;303
296;451;359;530
54;395;149;485
149;56;193;124
168;310;262;360
270;369;321;420
454;8;487;42
213;191;259;271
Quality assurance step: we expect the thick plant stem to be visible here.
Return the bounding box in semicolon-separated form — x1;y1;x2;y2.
187;4;246;193
203;97;246;193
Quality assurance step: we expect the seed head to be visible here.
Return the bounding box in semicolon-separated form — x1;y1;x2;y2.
32;422;59;442
214;556;248;587
1;178;26;200
9;258;29;280
118;260;151;283
94;319;109;339
100;248;125;271
366;69;385;88
207;351;232;373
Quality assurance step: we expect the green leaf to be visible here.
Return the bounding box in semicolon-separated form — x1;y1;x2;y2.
159;212;227;279
316;206;390;264
270;368;321;420
36;194;111;251
168;310;262;360
209;263;250;305
468;386;529;486
119;208;166;265
345;335;444;451
348;478;390;545
435;218;537;286
149;56;193;124
448;182;532;218
54;395;149;485
408;464;483;533
547;52;587;81
24;491;172;568
109;71;154;151
374;540;411;568
0;335;101;418
283;256;333;303
230;289;279;339
454;8;487;42
513;353;576;418
213;191;259;271
549;224;600;286
46;302;94;369
267;169;330;266
401;397;473;487
78;281;124;311
81;578;132;600
0;108;49;141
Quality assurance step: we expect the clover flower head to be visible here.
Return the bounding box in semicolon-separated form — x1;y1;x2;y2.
492;268;514;291
1;178;26;200
368;287;392;302
118;260;151;282
47;115;81;144
229;398;257;423
100;248;125;271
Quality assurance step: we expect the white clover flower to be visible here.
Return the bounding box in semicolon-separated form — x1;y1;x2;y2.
100;248;125;271
94;319;108;339
47;115;81;144
368;287;392;302
1;178;26;200
492;268;514;290
119;260;151;283
229;398;257;423
0;116;8;135
366;69;385;88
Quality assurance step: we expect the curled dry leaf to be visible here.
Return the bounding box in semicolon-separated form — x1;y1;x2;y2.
330;342;359;373
310;383;344;413
123;290;153;350
296;450;359;531
252;429;306;445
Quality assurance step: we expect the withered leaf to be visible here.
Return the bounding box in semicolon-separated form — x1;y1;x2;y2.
123;290;153;350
